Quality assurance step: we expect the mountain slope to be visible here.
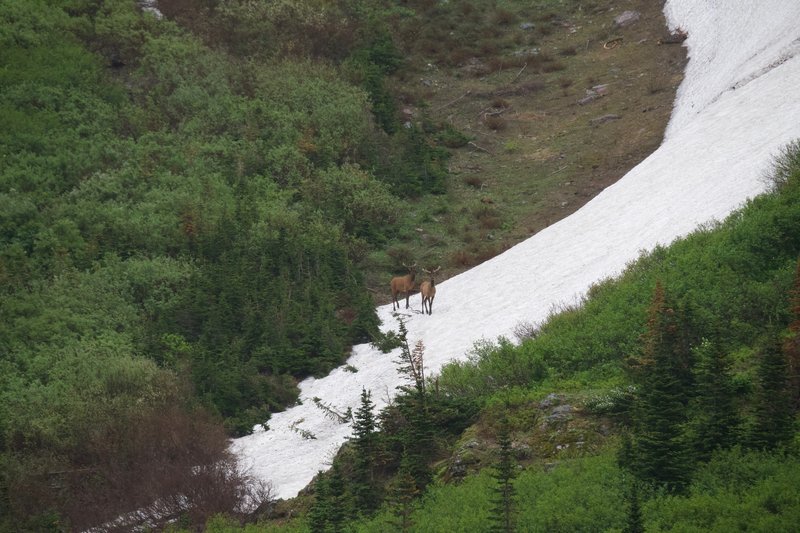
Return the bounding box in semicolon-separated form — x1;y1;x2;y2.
233;0;800;499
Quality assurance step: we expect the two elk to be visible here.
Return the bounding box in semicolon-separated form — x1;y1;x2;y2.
391;262;417;311
420;266;440;315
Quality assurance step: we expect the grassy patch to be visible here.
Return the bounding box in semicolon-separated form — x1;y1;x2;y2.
370;0;687;301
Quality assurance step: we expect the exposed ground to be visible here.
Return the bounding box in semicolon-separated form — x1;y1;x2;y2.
368;0;687;300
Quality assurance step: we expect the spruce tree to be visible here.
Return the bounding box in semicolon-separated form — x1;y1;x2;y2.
785;258;800;409
308;471;331;532
351;388;381;513
393;320;433;491
324;460;349;532
622;477;644;533
397;388;434;491
748;335;794;450
631;281;691;492
688;339;738;462
489;415;517;533
389;454;419;532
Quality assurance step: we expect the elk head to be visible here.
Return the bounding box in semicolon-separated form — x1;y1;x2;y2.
420;266;440;315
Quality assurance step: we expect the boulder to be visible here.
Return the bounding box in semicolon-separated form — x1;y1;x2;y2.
614;10;641;28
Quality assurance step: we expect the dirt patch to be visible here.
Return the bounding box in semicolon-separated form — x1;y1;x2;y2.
372;0;687;293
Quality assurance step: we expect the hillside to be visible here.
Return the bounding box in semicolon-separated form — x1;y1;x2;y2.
2;0;799;531
233;0;800;505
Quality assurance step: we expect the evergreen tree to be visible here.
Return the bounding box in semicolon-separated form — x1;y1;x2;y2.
488;415;517;533
308;462;351;533
616;431;635;474
785;258;800;410
622;477;644;533
687;339;739;462
394;318;425;393
351;388;381;513
748;335;794;450
308;471;331;532
631;281;692;492
392;319;433;491
397;388;434;491
389;454;419;532
325;461;349;532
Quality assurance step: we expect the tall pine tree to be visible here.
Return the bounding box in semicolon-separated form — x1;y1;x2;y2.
488;415;517;533
622;477;644;533
748;334;794;450
389;454;419;533
785;258;800;410
687;339;738;462
393;320;434;491
308;471;331;532
631;281;692;492
351;388;381;513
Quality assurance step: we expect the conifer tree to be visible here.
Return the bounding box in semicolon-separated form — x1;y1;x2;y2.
351;388;381;513
393;319;433;491
325;460;349;532
785;258;800;409
622;477;644;533
398;388;434;491
616;431;635;473
748;335;794;450
308;471;331;532
395;318;425;393
389;454;419;533
631;281;691;492
489;415;517;533
688;339;738;462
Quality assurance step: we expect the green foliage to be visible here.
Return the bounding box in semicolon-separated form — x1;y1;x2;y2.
439;338;548;402
351;388;382;513
489;416;518;532
301;164;399;244
686;339;739;461
629;282;692;493
1;0;447;527
746;335;795;451
344;32;404;133
379;123;451;197
388;454;420;532
644;448;800;531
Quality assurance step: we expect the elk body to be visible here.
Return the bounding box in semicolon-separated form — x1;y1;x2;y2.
420;266;440;315
391;262;417;311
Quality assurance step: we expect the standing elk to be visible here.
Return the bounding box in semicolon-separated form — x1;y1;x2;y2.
391;262;417;311
420;266;440;315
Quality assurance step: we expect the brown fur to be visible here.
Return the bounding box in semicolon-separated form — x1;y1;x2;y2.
420;266;440;315
391;263;417;311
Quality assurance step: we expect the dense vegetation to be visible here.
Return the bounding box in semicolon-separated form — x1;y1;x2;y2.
0;0;461;528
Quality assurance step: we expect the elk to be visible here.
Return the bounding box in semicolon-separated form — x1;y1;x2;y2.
391;262;417;311
419;266;441;315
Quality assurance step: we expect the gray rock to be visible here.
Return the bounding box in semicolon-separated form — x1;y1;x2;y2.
614;10;641;28
590;114;622;126
539;393;562;408
512;47;541;57
578;92;601;105
520;22;535;30
547;404;573;423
